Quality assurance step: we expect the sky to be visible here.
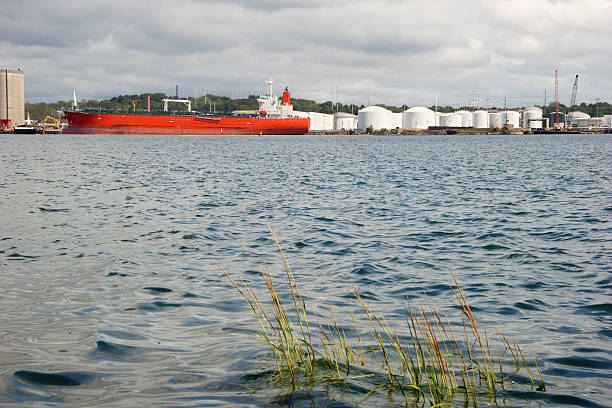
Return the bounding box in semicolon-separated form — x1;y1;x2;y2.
2;0;611;108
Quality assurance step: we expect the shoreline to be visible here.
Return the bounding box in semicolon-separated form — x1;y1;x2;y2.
311;127;612;136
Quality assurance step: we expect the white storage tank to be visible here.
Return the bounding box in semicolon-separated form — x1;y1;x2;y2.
500;111;520;128
439;113;462;127
358;106;392;131
523;107;543;129
489;112;502;128
391;112;402;129
567;111;590;120
566;111;591;127
403;107;435;129
333;112;357;130
435;111;442;126
456;110;473;127
473;110;489;128
308;112;334;131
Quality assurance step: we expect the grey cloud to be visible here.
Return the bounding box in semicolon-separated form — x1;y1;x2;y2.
2;0;610;105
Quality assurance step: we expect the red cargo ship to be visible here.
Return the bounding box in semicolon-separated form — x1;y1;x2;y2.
63;81;310;135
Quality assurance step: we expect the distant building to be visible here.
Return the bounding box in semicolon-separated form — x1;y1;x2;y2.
0;69;25;126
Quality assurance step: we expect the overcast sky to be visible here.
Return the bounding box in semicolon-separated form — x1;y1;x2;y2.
2;0;611;108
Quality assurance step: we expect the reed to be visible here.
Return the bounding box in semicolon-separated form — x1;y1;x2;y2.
220;231;546;405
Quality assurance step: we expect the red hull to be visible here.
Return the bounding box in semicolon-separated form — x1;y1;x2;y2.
63;111;310;135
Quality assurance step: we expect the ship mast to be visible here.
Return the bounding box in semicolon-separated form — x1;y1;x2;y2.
554;69;560;129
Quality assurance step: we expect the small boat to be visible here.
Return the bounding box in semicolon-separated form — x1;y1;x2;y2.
13;113;38;134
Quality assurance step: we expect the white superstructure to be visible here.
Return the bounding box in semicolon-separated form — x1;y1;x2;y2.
257;80;294;117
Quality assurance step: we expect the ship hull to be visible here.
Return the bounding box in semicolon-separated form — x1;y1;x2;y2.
63;111;310;135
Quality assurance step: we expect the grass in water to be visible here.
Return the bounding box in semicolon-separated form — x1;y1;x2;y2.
219;228;546;406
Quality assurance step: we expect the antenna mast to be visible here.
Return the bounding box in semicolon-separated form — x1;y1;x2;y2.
554;70;560;129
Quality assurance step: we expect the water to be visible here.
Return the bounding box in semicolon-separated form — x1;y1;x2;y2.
0;134;610;407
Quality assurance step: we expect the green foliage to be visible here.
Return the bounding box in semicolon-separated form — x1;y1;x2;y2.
22;102;69;121
536;101;612;117
221;232;547;407
429;105;455;113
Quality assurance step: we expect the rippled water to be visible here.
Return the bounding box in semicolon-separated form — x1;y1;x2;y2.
1;134;610;407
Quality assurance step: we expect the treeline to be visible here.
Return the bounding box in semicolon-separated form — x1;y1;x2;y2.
24;93;611;121
538;102;612;117
25;93;370;120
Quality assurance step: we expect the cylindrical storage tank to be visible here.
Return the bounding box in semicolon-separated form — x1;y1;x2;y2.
522;107;543;128
500;111;520;128
333;112;357;130
0;69;25;126
307;112;335;131
473;110;489;128
524;109;543;129
358;106;392;131
456;110;473;127
545;112;565;128
567;111;590;120
439;113;462;127
489;112;502;128
402;107;435;129
435;111;442;126
391;112;402;129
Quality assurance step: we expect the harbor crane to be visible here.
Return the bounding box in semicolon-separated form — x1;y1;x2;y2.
570;75;579;107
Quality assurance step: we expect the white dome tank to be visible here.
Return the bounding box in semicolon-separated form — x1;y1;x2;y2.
333;112;357;130
473;110;489;128
456;110;473;127
402;107;435;129
489;112;502;128
500;111;520;128
439;113;462;127
567;111;590;120
358;106;392;131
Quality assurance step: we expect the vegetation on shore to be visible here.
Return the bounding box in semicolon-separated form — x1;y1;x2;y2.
219;228;546;407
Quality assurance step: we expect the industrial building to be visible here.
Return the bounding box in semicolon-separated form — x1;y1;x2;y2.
0;69;25;127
